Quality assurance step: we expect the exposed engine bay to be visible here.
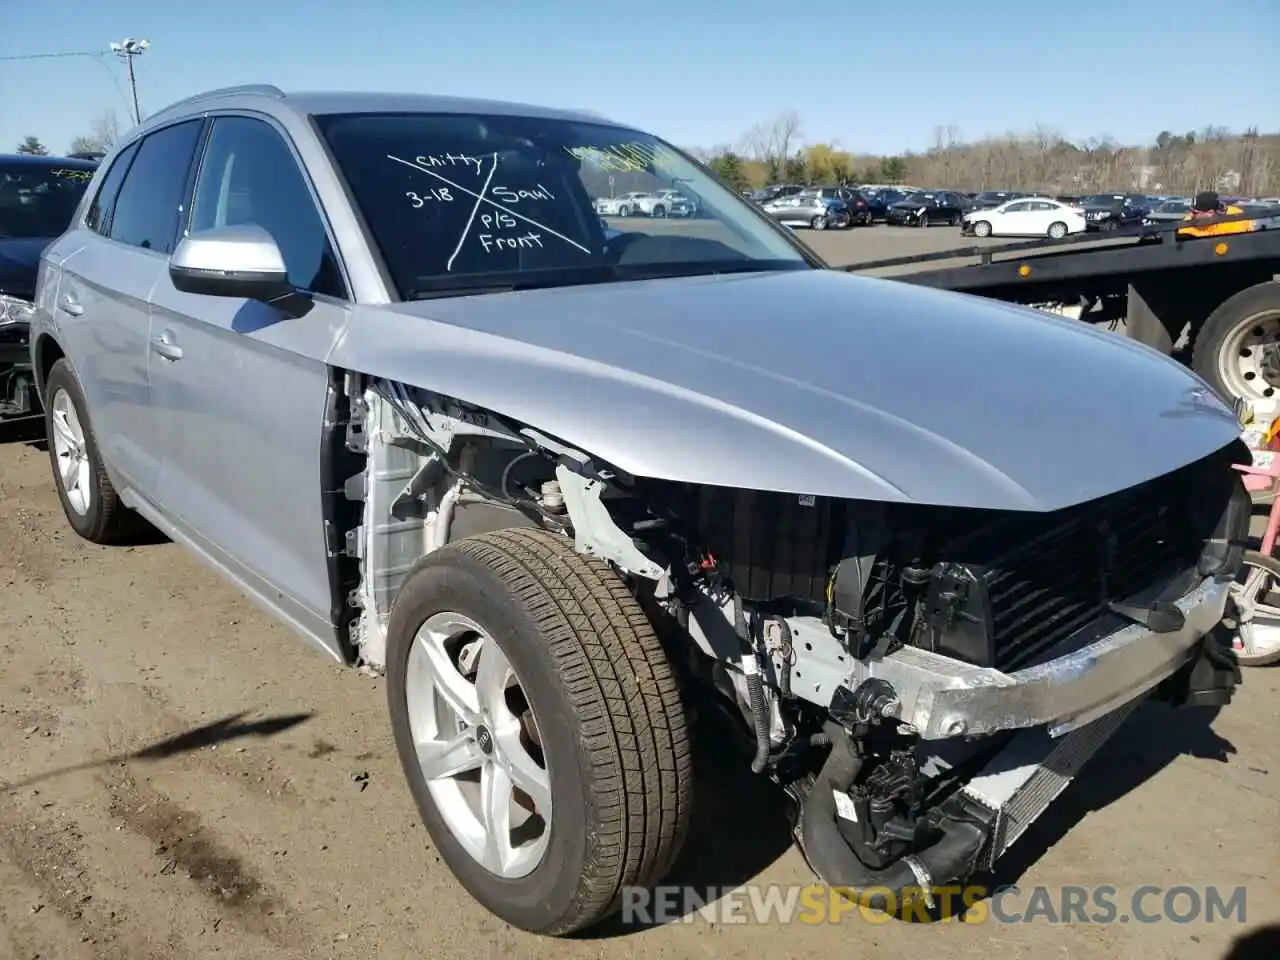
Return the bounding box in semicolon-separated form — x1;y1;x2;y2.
332;372;1248;903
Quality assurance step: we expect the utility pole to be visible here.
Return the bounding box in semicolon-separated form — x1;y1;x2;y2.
109;38;150;124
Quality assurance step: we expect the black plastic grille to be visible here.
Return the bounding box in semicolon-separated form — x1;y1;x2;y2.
939;464;1207;672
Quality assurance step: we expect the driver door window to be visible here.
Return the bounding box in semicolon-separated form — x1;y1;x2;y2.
188;116;346;299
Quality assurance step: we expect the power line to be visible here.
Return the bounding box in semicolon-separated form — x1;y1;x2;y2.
0;50;107;62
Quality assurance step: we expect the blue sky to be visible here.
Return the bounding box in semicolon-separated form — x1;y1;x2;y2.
2;0;1276;157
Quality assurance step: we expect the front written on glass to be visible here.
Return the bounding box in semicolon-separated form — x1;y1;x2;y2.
315;112;815;299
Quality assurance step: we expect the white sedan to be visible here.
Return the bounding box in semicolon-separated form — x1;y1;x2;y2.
963;197;1087;239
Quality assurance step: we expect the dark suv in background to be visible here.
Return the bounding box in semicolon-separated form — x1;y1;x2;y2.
1079;193;1149;231
0;153;99;424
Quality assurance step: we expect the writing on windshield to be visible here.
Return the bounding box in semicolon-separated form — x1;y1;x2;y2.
388;151;593;271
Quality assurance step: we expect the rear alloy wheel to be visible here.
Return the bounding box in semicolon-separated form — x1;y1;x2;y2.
386;527;692;935
617;206;630;217
652;205;667;218
1047;221;1068;239
44;359;148;544
811;215;827;230
973;220;992;238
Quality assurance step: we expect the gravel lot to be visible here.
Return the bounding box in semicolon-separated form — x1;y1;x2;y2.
1;225;1277;960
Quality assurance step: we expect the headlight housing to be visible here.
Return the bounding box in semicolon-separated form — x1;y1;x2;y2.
0;294;35;327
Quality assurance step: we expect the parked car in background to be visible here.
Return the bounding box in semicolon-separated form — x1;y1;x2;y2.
748;184;804;204
596;191;678;218
968;190;1027;211
1079;193;1148;231
1143;198;1192;224
653;188;697;217
885;190;968;227
962;196;1087;238
800;186;872;224
0;153;98;423
761;192;851;230
863;187;914;221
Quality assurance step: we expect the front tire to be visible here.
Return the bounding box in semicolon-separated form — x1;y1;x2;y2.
43;359;147;544
973;220;992;238
811;215;827;230
386;528;693;935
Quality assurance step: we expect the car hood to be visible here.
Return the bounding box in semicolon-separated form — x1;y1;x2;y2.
0;237;50;299
334;269;1241;511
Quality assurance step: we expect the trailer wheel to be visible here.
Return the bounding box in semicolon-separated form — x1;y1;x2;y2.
1191;281;1280;406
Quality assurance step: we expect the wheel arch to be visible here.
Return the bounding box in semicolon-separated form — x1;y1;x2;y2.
32;331;66;410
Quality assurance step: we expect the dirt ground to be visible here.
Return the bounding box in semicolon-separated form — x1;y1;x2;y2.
1;226;1278;960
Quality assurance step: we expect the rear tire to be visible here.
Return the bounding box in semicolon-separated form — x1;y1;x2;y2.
1047;221;1068;239
43;359;149;545
385;527;693;935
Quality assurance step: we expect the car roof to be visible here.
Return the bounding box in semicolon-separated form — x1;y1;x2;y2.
0;153;98;169
142;85;622;132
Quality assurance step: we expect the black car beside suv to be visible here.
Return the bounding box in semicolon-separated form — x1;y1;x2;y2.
0;153;98;424
885;190;969;226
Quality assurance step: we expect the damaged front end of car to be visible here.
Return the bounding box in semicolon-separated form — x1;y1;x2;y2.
332;371;1249;909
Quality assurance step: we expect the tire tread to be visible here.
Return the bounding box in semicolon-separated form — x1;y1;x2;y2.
448;527;692;933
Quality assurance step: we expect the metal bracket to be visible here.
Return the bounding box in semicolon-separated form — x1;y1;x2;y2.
554;464;663;579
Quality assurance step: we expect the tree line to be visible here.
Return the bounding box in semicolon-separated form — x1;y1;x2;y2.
689;110;1280;197
15;107;1278;199
13;111;123;157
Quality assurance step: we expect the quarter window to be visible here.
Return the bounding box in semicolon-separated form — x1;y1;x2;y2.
85;141;139;235
189;116;346;299
108;120;204;254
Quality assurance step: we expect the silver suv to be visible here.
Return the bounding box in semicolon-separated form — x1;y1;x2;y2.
28;84;1249;938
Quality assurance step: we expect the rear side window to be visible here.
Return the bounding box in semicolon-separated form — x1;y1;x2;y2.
108;120;204;254
85;141;139;235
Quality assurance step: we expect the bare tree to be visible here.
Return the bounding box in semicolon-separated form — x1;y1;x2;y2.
68;110;122;156
740;110;803;174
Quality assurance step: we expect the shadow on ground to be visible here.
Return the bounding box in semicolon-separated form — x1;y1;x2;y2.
981;699;1235;896
2;710;314;792
583;693;1239;937
1222;924;1280;959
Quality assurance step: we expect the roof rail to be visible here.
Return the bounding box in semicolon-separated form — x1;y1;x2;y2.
153;84;285;116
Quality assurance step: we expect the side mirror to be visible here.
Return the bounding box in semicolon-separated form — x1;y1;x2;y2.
169;224;309;316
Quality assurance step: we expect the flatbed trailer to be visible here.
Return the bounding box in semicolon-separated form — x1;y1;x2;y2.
844;209;1280;414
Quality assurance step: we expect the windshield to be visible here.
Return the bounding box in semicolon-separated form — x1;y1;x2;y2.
0;161;95;239
315;112;814;298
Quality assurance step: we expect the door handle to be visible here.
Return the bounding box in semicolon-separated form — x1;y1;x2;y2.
151;332;184;361
59;294;83;317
